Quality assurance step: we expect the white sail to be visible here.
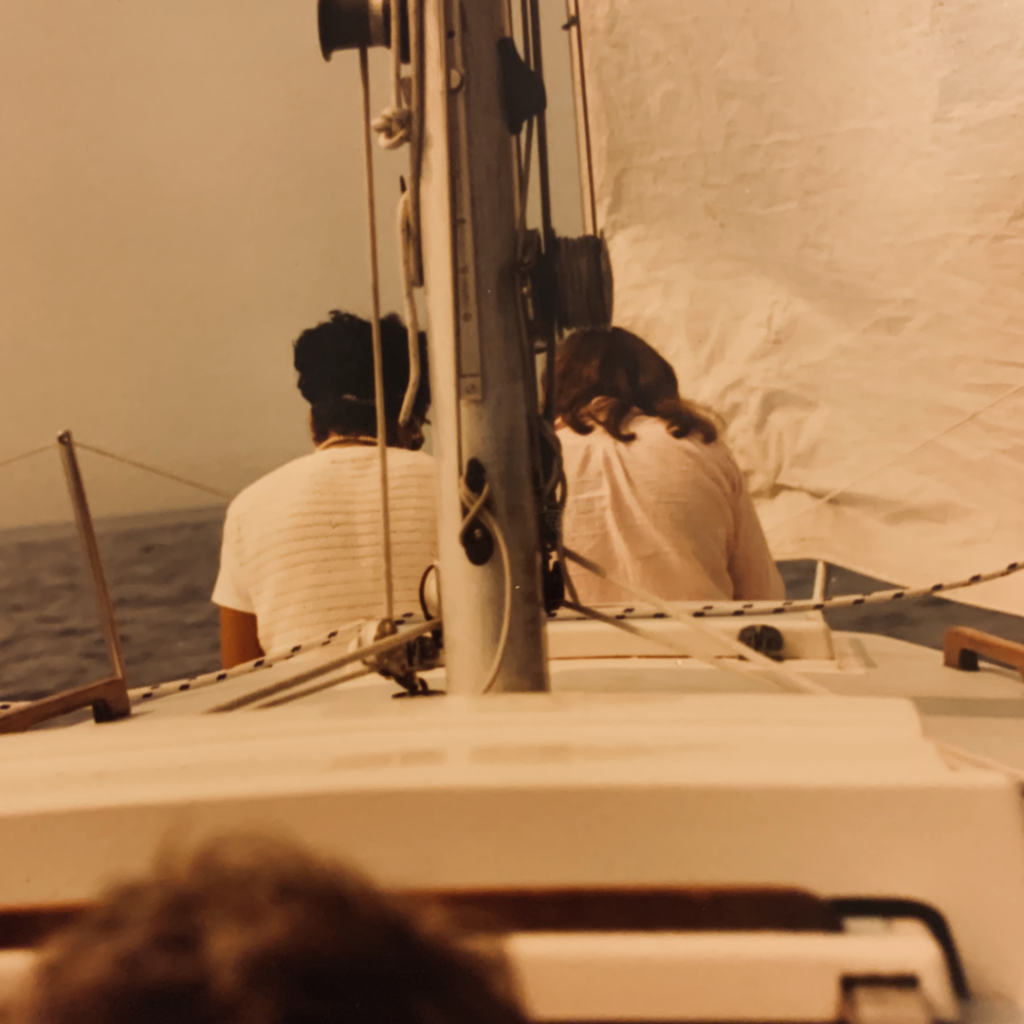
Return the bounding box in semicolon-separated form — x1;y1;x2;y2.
573;0;1024;615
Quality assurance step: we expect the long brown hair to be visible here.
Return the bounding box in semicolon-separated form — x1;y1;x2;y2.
554;327;718;443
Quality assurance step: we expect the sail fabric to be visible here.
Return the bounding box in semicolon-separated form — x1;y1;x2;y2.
575;0;1024;614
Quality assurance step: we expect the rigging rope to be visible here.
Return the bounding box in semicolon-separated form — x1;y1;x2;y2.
134;616;436;704
370;0;412;149
75;442;231;499
360;46;396;623
0;439;230;499
372;0;425;427
0;445;53;472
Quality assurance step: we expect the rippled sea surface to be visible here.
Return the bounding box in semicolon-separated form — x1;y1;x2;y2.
1;508;1022;703
0;508;224;701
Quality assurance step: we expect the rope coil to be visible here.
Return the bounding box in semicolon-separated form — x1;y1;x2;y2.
372;106;412;149
458;475;514;694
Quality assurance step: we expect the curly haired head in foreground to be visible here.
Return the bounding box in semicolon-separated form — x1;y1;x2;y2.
15;836;525;1024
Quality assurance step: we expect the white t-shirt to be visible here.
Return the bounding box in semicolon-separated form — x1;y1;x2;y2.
558;414;784;605
213;445;437;656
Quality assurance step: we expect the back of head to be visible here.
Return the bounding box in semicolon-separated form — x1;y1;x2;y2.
554;326;717;444
293;311;431;446
18;836;524;1024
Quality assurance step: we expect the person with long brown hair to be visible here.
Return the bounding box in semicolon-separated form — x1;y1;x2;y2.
554;326;784;604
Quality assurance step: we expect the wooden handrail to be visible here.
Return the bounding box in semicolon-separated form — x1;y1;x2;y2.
0;887;840;949
943;626;1024;683
0;676;130;735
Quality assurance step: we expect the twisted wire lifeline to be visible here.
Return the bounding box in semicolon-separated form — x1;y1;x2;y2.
647;559;1024;619
360;47;396;623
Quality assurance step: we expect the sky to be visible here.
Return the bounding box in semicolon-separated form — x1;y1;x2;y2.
0;0;581;530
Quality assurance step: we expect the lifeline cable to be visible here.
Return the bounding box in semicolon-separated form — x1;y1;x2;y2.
655;560;1024;619
0;444;53;472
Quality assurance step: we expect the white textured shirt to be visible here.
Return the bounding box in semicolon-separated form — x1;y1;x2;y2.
213;446;437;656
559;414;784;604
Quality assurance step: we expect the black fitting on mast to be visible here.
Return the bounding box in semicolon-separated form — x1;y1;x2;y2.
497;38;547;135
318;0;409;61
460;457;496;567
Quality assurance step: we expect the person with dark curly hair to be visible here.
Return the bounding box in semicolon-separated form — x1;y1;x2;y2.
11;836;527;1024
555;326;783;605
213;312;437;667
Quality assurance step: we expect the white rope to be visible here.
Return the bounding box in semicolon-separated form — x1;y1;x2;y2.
458;477;515;694
370;0;413;150
0;444;53;472
397;191;421;428
480;508;514;694
407;0;424;287
373;0;412;150
360;47;396;623
764;379;1024;537
372;107;412;149
518;117;534;234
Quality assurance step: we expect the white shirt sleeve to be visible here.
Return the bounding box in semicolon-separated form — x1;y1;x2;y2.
211;504;255;613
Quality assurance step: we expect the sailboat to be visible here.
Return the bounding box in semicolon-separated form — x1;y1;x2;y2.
2;0;1024;1020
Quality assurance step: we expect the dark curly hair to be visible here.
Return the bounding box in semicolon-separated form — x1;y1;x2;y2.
293;311;430;447
17;835;526;1024
554;326;718;444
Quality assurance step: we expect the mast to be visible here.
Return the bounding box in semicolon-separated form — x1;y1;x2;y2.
318;0;549;694
419;0;549;694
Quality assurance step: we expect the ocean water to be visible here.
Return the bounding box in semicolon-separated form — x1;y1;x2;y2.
2;509;1023;703
0;507;225;701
